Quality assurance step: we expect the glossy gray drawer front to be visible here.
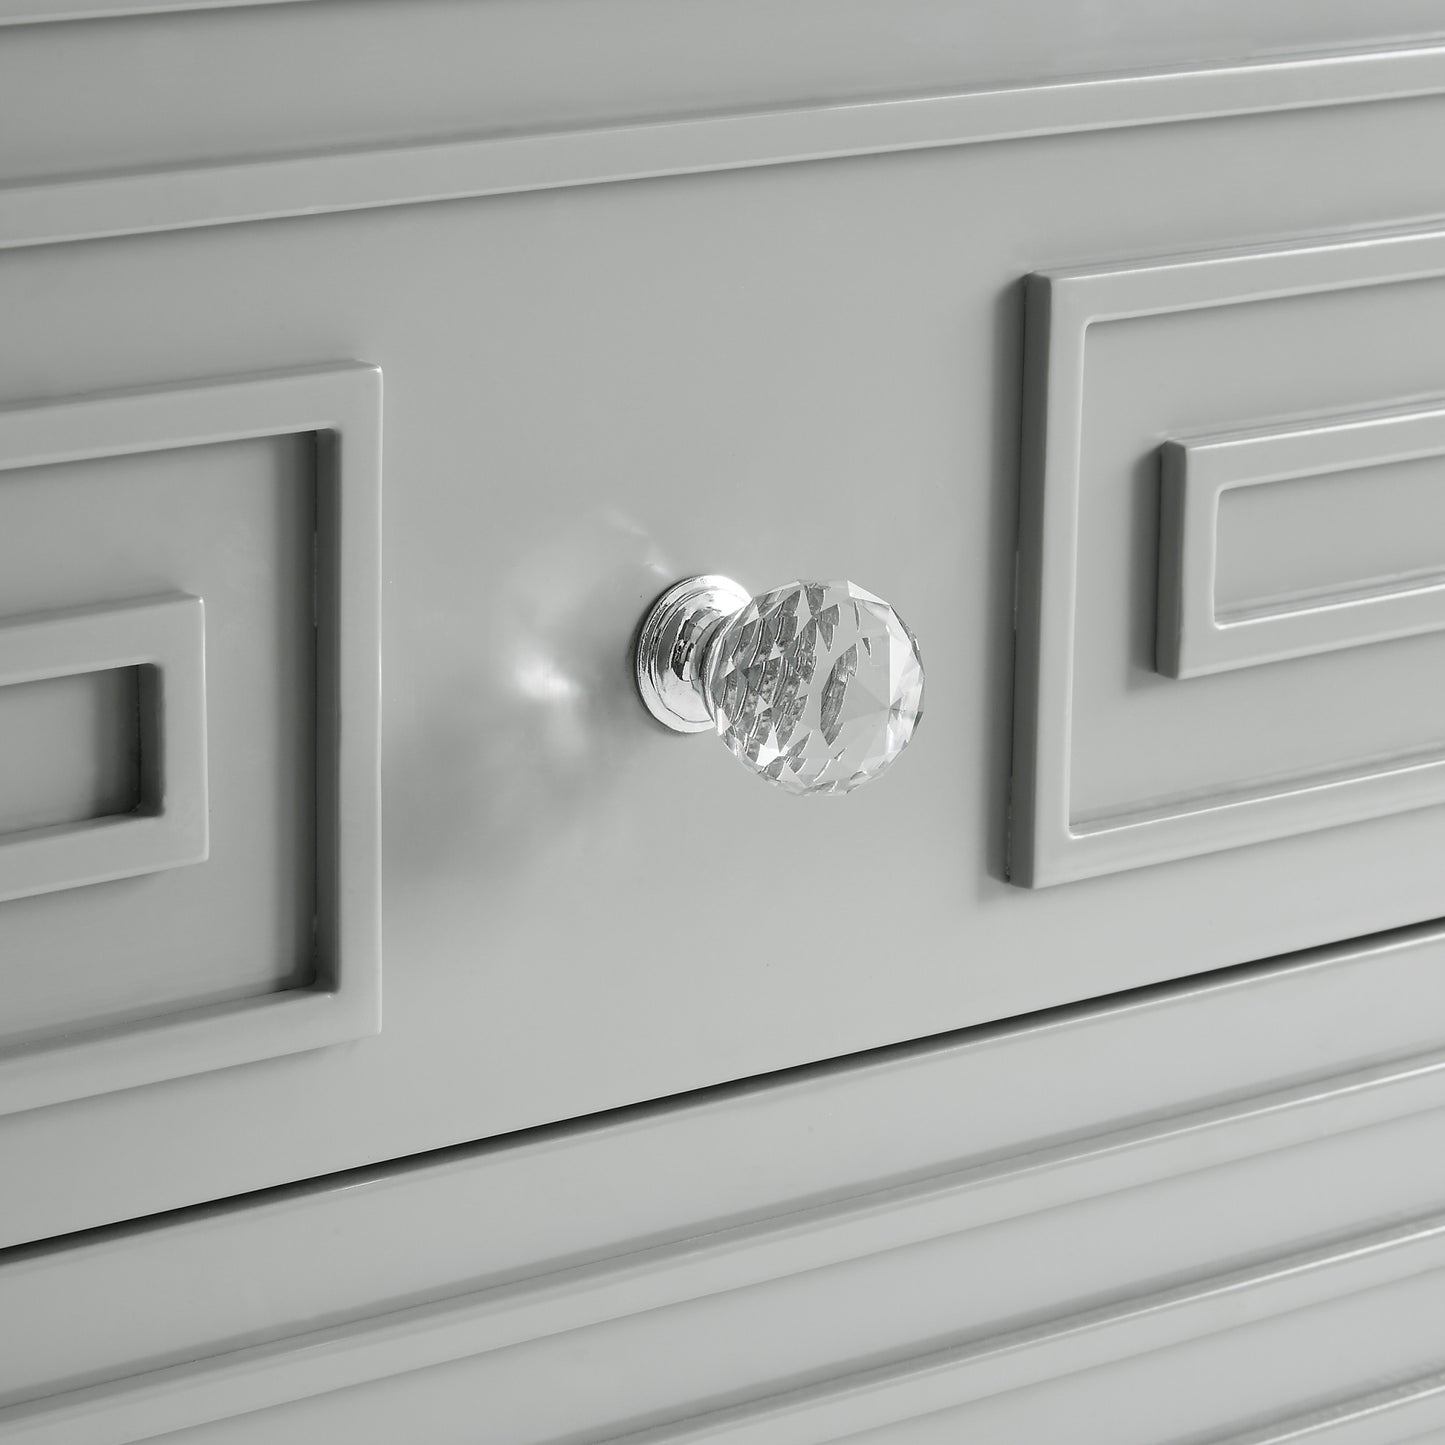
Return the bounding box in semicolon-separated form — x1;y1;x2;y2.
7;1;1445;1243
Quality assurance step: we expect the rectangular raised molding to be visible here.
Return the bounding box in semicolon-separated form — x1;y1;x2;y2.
0;593;207;902
0;364;382;1116
1012;221;1445;887
1158;403;1445;679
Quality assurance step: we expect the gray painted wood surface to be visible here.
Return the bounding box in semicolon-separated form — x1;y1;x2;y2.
7;928;1445;1441
5;3;1445;1438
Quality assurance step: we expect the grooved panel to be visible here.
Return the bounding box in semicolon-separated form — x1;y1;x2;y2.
9;927;1445;1443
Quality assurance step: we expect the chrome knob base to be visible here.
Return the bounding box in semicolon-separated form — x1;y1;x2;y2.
635;574;751;733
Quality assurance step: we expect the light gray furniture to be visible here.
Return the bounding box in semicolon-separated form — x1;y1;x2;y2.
5;2;1445;1440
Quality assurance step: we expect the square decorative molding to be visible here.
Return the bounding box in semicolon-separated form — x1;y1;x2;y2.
0;592;208;903
1158;402;1445;680
1011;224;1445;888
0;364;382;1114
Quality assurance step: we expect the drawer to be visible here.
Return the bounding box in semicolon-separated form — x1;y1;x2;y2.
8;930;1445;1443
8;5;1445;1243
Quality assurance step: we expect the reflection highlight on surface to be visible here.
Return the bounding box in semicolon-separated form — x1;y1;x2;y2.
385;510;674;898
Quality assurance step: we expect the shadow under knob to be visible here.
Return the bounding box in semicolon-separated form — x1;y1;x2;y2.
635;575;924;795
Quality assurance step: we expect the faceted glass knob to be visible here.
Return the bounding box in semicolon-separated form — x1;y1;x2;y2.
635;575;924;795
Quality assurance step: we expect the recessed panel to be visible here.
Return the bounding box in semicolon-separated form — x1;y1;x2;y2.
0;666;141;835
1215;454;1445;618
0;594;208;908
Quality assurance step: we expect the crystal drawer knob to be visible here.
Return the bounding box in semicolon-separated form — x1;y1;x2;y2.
635;575;924;795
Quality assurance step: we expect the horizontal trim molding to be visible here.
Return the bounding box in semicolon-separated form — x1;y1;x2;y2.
621;1220;1445;1445
7;1039;1445;1443
1208;1369;1445;1445
0;0;304;22
2;43;1445;251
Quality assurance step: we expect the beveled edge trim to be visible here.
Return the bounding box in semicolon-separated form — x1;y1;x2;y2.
0;363;382;1115
0;0;303;22
6;1034;1445;1443
1010;222;1445;887
2;43;1445;251
1158;401;1445;679
14;1199;1444;1445
1205;1369;1445;1445
611;1218;1445;1445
